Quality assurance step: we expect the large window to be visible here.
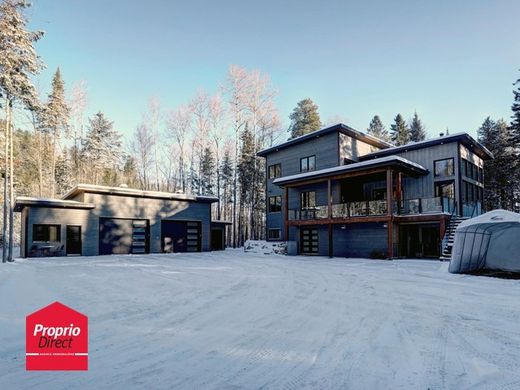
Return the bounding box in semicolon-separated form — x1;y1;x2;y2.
268;196;282;213
33;224;61;242
463;180;483;203
268;229;281;240
300;191;316;210
300;155;316;173
434;158;454;177
268;163;281;179
462;158;483;183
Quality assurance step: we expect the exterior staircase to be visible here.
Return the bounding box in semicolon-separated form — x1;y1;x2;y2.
440;217;468;261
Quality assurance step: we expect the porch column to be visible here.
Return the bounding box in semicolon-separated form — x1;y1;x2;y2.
284;187;289;240
386;169;394;258
327;179;332;219
328;223;333;258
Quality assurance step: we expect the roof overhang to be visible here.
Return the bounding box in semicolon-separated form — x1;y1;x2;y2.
257;123;393;157
361;133;493;161
14;197;96;212
273;155;428;187
62;184;219;203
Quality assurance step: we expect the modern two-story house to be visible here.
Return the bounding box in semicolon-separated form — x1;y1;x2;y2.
258;123;493;259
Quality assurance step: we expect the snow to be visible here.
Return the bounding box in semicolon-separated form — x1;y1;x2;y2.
457;209;520;230
244;240;287;255
1;250;520;389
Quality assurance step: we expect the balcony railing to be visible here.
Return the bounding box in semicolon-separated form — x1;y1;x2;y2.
287;197;456;221
398;196;455;215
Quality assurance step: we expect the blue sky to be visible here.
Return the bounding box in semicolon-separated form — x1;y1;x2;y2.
28;0;520;140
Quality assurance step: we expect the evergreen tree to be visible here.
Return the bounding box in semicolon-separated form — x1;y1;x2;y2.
200;146;216;195
82;112;122;185
511;72;520;145
55;150;73;195
220;150;233;223
43;68;69;197
510;73;520;211
0;0;44;262
366;115;390;142
288;98;322;139
390;114;410;146
478;117;516;211
409;111;426;142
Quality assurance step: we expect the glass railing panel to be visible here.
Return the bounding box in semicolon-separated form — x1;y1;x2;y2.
349;201;367;217
367;200;387;215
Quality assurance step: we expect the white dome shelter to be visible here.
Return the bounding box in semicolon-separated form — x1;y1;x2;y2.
449;209;520;274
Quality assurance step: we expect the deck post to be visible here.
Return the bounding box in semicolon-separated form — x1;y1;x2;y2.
327;179;332;218
328;223;333;258
387;169;394;258
284;187;289;240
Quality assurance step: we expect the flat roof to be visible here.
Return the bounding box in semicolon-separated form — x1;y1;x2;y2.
360;132;493;160
14;197;96;212
257;123;393;157
273;155;428;186
62;184;219;203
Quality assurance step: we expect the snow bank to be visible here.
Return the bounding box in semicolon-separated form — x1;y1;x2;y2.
243;240;286;255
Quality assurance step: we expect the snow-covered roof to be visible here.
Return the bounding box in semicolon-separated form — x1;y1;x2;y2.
361;132;493;161
257;123;393;157
14;197;96;212
62;184;219;203
457;209;520;230
273;155;427;186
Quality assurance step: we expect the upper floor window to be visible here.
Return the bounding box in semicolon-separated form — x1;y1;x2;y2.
268;196;282;213
300;155;316;173
33;224;61;242
268;163;281;179
461;158;483;182
434;158;454;177
300;191;316;210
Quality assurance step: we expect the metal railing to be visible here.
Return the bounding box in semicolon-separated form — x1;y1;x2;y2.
288;206;328;221
332;200;387;218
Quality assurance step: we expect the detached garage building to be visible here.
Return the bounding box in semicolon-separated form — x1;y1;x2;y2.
14;184;226;258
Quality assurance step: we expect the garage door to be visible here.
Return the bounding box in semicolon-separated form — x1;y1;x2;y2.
161;221;201;253
99;218;149;255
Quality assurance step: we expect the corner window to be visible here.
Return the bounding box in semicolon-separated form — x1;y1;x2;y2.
268;163;281;179
435;181;455;199
434;158;454;177
268;229;281;240
33;224;61;242
300;155;316;173
300;191;316;210
268;196;282;213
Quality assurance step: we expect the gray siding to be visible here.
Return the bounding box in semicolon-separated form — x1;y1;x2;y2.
85;193;212;252
266;132;340;240
26;208;96;255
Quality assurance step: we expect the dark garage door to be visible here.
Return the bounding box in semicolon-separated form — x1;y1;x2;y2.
99;218;149;255
162;221;201;253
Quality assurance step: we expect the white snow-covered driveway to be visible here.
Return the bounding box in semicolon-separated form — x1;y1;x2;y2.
1;250;520;389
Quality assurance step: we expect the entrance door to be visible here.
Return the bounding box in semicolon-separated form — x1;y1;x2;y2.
66;225;82;255
211;228;224;250
300;227;319;254
399;224;440;258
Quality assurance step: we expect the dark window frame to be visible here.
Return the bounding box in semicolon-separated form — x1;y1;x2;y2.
300;191;316;210
268;163;281;179
435;180;455;199
268;229;281;240
33;224;61;242
434;158;454;177
300;155;316;173
268;196;282;213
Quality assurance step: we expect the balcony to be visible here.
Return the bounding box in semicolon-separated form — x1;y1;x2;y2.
287;197;455;221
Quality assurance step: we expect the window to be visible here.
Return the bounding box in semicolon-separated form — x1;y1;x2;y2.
268;196;282;213
300;155;316;173
300;191;316;210
462;158;483;183
435;181;455;198
33;224;61;242
434;158;454;177
268;229;281;240
268;163;281;179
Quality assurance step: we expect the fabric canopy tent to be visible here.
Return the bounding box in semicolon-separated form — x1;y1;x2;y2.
449;209;520;274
